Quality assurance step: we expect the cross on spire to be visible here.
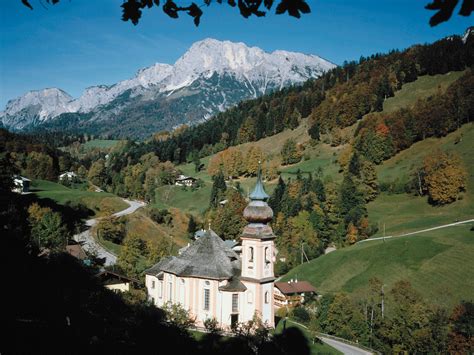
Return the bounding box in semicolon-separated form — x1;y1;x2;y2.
249;160;269;201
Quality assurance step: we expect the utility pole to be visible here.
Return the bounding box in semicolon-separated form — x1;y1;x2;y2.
381;284;385;319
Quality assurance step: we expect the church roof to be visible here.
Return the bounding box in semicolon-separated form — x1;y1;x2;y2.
145;229;241;281
249;165;269;201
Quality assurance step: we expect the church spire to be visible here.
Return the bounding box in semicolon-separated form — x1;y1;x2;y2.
249;161;269;201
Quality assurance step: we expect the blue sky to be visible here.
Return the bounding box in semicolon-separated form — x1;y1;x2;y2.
0;0;472;108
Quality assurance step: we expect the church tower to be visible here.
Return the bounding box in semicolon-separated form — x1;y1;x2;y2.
240;164;276;327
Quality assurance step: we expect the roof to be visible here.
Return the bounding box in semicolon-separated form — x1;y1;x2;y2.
224;240;239;249
145;229;241;280
66;244;87;260
96;270;139;284
13;175;31;182
219;277;247;292
249;165;269;201
194;229;206;239
275;281;317;295
176;175;196;181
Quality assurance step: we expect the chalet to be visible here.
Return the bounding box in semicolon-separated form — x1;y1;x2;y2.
96;270;139;293
274;280;317;309
59;171;78;181
175;174;196;187
12;175;31;194
145;167;277;330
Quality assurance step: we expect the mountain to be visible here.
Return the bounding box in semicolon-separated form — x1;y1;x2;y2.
1;38;335;138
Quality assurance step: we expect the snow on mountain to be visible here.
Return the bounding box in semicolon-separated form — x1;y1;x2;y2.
161;38;334;94
2;88;73;120
462;26;474;44
1;38;335;131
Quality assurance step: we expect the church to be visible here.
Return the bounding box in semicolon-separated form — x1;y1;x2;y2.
145;168;276;329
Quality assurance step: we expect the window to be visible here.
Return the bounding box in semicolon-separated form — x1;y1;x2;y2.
169;282;172;300
249;247;254;262
265;291;270;304
151;280;155;289
232;294;239;313
204;289;210;311
159;280;163;298
247;291;253;304
265;247;270;265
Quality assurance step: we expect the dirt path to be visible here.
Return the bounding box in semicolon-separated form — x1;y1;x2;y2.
73;199;146;266
358;218;474;244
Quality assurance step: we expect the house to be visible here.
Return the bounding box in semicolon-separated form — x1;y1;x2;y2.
274;280;317;309
175;174;197;187
145;167;276;330
12;175;30;194
59;171;78;181
65;244;87;261
96;270;139;293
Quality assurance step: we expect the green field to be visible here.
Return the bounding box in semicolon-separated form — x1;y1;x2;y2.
369;123;474;236
31;179;128;216
383;70;465;113
283;224;474;308
83;139;120;150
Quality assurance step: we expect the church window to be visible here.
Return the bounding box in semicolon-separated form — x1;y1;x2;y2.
151;280;155;289
265;247;271;265
249;247;254;262
159;280;163;298
232;294;239;313
247;291;253;304
204;289;210;311
169;282;172;300
265;291;270;304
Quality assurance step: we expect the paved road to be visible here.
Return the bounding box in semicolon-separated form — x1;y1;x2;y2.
73;199;146;266
358;218;474;244
319;336;373;355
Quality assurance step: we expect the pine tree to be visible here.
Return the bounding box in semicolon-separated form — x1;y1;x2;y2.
209;170;227;208
268;176;286;215
348;152;361;178
187;214;197;238
308;122;321;141
338;175;366;227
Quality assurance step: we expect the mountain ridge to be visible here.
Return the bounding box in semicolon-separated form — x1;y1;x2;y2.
1;38;335;134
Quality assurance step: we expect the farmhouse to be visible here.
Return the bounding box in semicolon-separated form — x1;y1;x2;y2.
274;280;317;309
145;168;276;329
12;175;30;194
175;174;196;187
96;270;139;293
59;171;78;181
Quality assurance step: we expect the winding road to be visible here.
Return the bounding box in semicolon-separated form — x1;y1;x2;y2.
319;336;373;355
73;199;146;266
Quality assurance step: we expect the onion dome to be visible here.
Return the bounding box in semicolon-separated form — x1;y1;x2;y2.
243;163;273;224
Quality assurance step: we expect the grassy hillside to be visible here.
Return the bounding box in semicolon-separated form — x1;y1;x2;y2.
383;70;466;113
155;71;471;227
283;223;474;308
31;179;128;216
368;123;474;236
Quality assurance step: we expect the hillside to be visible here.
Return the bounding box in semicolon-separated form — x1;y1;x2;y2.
369;123;474;236
282;223;474;308
156;70;471;220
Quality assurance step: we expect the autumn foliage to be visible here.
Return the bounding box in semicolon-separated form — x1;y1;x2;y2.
420;150;467;205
